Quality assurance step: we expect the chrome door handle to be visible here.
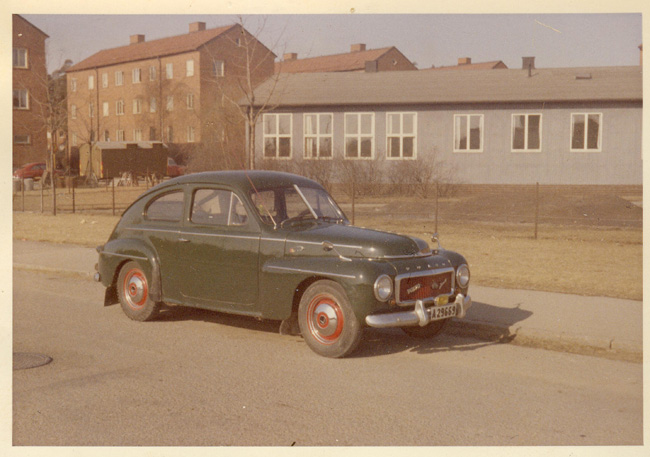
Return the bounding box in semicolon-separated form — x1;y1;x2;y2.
178;237;190;243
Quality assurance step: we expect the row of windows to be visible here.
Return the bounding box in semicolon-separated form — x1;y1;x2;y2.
70;59;225;92
69;125;195;146
145;188;247;226
262;112;603;159
70;94;194;119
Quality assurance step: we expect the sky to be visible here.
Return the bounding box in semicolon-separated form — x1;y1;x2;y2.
21;13;643;74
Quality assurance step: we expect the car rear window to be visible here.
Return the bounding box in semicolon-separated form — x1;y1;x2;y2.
145;190;184;222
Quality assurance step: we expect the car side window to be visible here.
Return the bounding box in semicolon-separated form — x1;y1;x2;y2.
145;190;184;222
191;189;248;226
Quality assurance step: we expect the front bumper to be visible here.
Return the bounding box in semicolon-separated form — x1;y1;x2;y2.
365;293;472;328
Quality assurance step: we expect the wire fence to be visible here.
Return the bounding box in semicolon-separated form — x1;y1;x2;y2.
13;178;642;233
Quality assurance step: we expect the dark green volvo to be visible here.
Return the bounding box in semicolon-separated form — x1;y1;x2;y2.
95;171;471;357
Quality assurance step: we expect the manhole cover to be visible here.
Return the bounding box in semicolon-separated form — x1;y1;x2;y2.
13;352;52;370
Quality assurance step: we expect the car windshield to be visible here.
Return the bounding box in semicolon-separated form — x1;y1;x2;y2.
251;185;347;227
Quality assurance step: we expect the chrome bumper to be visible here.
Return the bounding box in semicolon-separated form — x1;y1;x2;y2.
365;294;472;329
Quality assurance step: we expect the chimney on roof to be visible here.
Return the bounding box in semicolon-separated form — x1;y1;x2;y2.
522;56;535;77
130;34;145;45
284;53;298;61
189;22;206;33
351;43;366;53
458;57;472;65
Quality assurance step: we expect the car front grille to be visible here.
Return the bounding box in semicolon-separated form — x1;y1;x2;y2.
396;269;454;304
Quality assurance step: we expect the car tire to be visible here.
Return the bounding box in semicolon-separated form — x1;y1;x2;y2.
298;280;362;358
117;261;161;321
401;318;449;339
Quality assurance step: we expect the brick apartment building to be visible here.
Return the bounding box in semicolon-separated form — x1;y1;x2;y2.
66;22;275;171
12;14;49;167
276;44;417;73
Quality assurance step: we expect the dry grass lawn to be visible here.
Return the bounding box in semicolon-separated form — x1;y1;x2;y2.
13;210;642;301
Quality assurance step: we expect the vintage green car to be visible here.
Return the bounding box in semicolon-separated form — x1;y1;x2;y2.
95;171;471;358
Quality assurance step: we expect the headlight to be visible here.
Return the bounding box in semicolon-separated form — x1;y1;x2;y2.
373;275;393;302
456;264;470;288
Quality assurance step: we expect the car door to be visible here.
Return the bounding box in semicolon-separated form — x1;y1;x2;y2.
177;186;260;311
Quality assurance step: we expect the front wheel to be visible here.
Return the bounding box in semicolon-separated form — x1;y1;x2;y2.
117;261;161;321
298;280;361;358
401;318;449;339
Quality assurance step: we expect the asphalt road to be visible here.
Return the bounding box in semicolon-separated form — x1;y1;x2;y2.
13;270;643;446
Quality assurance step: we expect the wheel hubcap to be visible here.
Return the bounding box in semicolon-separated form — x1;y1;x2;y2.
308;295;344;345
124;269;148;309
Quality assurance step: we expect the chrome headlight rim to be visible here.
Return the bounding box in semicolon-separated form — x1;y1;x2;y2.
456;264;470;288
373;274;393;302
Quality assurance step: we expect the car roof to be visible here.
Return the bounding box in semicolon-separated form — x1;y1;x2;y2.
163;170;322;192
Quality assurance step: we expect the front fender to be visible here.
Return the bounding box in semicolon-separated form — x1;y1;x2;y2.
259;256;395;322
98;238;163;304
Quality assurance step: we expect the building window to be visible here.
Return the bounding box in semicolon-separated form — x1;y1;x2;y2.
263;113;292;158
104;130;110;141
116;130;125;142
133;99;142;114
150;97;157;113
167;126;174;142
133;129;142;141
166;95;174;111
89;102;95;118
186;93;194;110
132;68;141;84
102;73;108;88
115;71;124;86
149;66;157;81
512;114;542;152
571;113;602;152
13;89;29;109
116;99;124;115
13;48;28;68
71;133;78;147
71;78;77;92
71;104;77;119
88;75;95;90
304;113;333;159
387;112;417;159
102;101;109;117
213;60;225;77
186;60;194;77
344;113;374;159
187;126;195;143
454;114;483;152
166;63;173;79
149;127;157;141
14;134;31;144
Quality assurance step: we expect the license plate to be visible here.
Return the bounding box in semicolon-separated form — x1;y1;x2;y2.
428;303;457;320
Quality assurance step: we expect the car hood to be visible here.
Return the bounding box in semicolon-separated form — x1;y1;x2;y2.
284;223;431;259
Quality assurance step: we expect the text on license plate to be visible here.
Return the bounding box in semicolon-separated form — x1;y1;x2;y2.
428;303;457;320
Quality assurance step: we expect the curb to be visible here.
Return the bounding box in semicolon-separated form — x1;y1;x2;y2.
13;264;94;280
447;320;642;363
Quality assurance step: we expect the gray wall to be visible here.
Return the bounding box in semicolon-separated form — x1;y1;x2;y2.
254;101;642;185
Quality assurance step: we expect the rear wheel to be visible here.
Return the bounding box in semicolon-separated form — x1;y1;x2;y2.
298;280;361;358
401;318;449;338
117;261;161;321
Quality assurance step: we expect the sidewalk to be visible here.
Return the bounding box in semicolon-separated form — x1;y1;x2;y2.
13;239;642;362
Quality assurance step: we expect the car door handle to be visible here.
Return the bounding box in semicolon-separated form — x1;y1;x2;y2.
178;237;190;243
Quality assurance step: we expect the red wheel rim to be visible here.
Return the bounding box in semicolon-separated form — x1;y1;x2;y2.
123;269;148;310
307;294;344;345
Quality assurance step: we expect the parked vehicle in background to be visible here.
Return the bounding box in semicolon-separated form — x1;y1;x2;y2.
166;157;186;177
13;162;47;180
95;171;471;358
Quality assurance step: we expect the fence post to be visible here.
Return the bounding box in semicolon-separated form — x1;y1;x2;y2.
21;177;25;212
534;182;539;240
435;181;439;234
40;180;44;213
351;179;356;225
112;178;116;216
72;179;76;214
